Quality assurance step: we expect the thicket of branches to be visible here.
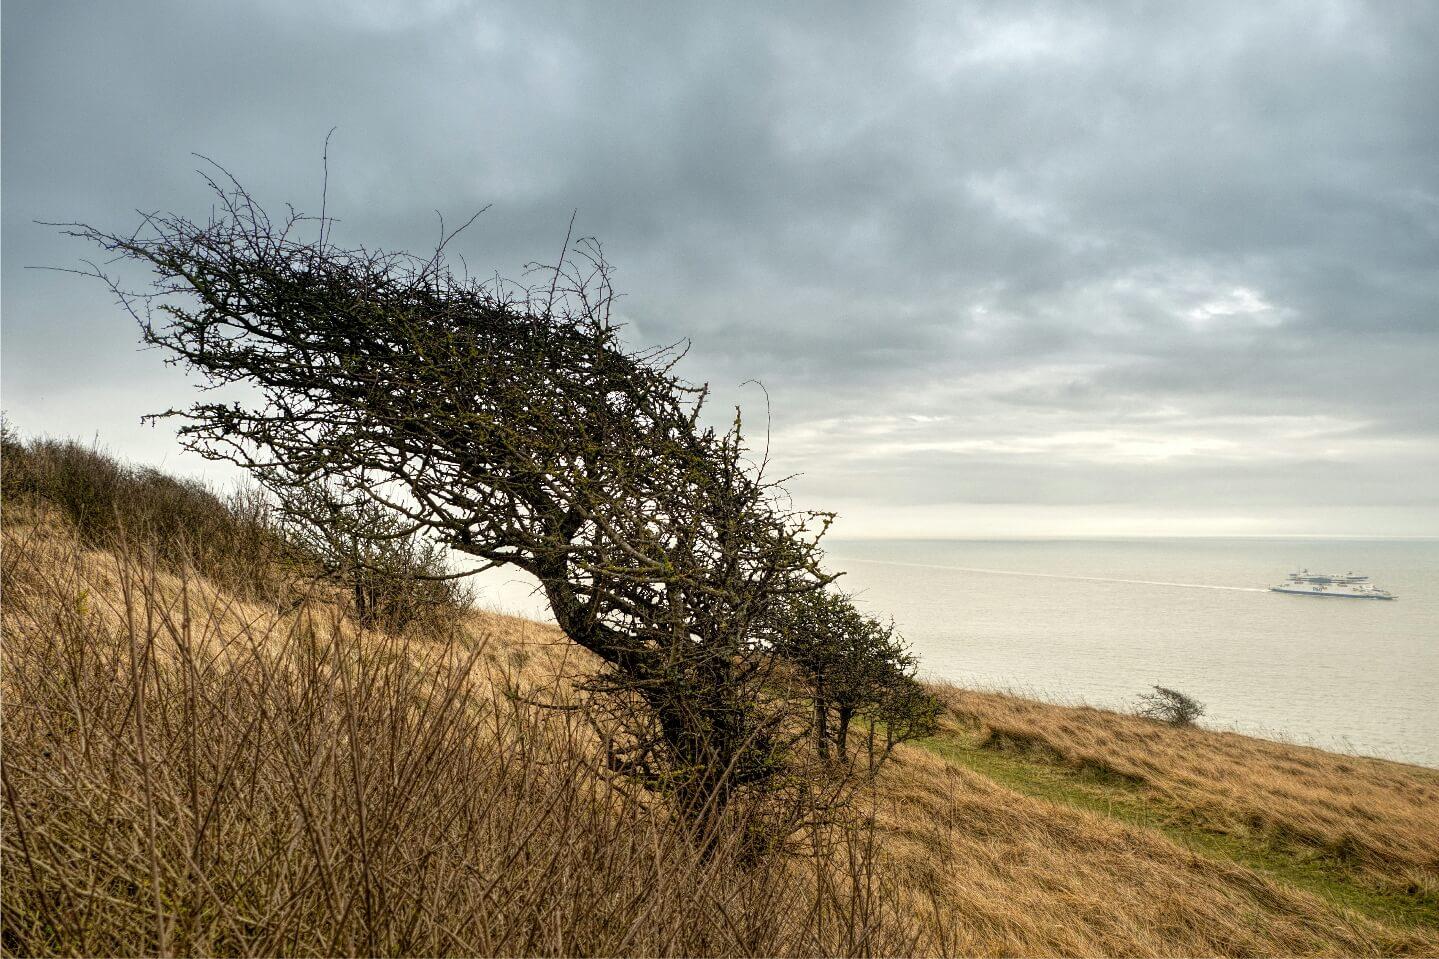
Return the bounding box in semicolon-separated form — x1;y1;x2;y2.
66;168;934;834
272;479;473;630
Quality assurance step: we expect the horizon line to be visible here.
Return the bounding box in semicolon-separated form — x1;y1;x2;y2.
826;533;1439;542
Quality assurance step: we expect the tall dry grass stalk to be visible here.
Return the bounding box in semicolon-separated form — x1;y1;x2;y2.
0;523;927;957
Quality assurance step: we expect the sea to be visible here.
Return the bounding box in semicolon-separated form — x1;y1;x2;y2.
823;538;1439;768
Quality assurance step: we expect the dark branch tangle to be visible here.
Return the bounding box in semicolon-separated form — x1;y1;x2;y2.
66;173;839;831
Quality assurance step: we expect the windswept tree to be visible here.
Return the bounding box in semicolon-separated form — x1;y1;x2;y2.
871;674;941;760
273;480;470;630
767;589;849;761
1136;686;1206;727
66;169;834;829
772;588;939;764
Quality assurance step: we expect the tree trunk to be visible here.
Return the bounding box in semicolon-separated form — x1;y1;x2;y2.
836;705;854;760
814;681;830;761
354;580;369;627
653;686;737;855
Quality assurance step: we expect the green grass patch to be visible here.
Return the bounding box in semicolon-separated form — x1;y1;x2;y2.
917;727;1439;932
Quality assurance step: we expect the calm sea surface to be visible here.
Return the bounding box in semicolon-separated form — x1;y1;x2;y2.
824;538;1439;768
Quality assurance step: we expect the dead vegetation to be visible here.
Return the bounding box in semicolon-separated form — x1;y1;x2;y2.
0;432;293;603
0;515;925;957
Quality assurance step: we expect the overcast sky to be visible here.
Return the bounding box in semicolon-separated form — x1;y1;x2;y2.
5;0;1438;540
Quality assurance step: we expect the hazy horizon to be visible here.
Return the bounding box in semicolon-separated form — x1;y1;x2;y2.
5;1;1437;539
830;533;1439;542
825;536;1439;766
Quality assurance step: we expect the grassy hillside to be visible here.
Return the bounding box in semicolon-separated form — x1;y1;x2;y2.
3;442;1436;956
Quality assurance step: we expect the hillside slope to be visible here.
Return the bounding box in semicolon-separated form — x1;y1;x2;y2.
3;494;1436;956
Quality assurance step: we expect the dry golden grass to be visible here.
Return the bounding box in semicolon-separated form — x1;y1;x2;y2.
935;686;1439;897
456;611;1439;954
4;504;1437;956
0;513;926;957
870;746;1430;956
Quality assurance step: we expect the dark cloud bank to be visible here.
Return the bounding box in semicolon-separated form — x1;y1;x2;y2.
4;0;1437;537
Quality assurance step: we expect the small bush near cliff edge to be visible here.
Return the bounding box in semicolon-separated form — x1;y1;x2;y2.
1136;686;1206;727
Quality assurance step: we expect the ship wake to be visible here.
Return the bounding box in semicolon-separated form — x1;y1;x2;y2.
836;557;1270;592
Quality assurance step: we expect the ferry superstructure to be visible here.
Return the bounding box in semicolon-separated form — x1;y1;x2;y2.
1270;570;1395;600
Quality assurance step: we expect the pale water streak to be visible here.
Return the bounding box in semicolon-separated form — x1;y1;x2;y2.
826;538;1439;767
841;557;1271;593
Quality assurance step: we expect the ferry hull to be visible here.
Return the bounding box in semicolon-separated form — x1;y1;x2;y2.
1270;587;1395;600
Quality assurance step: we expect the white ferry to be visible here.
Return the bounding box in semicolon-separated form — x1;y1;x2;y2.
1270;570;1395;600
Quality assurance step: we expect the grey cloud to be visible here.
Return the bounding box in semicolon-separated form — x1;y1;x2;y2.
796;449;1439;510
3;0;1436;533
